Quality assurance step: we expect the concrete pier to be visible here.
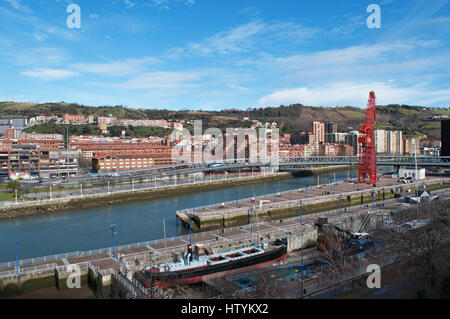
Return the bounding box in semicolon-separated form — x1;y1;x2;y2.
1;182;449;298
177;176;449;231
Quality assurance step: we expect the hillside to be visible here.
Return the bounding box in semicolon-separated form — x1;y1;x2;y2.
1;102;448;140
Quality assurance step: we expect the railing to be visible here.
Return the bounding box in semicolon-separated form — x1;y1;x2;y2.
0;171;278;208
1;184;447;274
180;178;445;217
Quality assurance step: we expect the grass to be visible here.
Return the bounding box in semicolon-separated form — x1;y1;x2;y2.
0;192;14;201
341;110;364;119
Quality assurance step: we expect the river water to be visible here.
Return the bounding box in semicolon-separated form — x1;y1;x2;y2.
0;168;390;263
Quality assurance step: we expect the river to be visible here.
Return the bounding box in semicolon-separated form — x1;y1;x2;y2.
0;168;391;263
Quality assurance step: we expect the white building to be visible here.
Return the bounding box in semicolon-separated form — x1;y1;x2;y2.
375;129;386;154
399;168;425;180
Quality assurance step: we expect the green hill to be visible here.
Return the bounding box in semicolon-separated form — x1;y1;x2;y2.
1;101;447;140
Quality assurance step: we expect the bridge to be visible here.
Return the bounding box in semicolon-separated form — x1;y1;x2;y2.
84;156;450;180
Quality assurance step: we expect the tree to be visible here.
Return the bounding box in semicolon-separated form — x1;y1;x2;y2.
317;230;356;288
7;180;22;194
374;200;450;298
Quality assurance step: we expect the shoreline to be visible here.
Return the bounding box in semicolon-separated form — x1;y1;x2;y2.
0;165;351;220
0;173;293;220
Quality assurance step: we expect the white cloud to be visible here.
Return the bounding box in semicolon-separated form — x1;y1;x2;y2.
115;71;205;89
12;47;68;66
21;68;77;80
167;21;319;58
33;32;48;42
2;0;32;13
228;84;249;92
258;82;450;107
124;0;135;8
72;57;159;76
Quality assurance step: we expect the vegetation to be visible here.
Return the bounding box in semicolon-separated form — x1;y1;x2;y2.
23;123;101;137
373;200;450;298
2;101;448;140
107;126;173;138
6;180;22;193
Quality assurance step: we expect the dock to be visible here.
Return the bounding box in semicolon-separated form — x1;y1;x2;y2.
177;176;449;230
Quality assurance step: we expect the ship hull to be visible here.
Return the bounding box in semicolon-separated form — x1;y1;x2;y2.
141;245;287;288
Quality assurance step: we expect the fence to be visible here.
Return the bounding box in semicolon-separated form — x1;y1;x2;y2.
179;178;446;218
1;183;447;277
0;198;396;272
1;171;279;208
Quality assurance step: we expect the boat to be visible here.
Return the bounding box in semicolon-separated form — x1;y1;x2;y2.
135;242;288;288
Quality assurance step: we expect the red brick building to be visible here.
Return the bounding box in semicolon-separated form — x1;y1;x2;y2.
92;152;173;173
63;113;87;124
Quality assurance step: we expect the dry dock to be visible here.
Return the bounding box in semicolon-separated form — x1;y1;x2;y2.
176;175;448;231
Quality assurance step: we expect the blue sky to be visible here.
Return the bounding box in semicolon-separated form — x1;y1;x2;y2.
0;0;449;110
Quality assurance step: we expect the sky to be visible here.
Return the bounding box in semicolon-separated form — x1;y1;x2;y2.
0;0;449;110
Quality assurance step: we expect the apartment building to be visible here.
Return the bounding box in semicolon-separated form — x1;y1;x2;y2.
63;113;87;124
92;152;173;173
70;142;171;159
311;122;325;144
0;146;77;178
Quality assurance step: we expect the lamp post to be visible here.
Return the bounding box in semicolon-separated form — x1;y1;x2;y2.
305;183;308;199
372;192;375;209
110;224;116;257
413;140;419;219
339;195;343;217
66;126;70;179
236;191;239;209
249;206;254;233
188;215;192;247
14;239;19;275
15;189;18;205
299;201;303;225
273;186;277;204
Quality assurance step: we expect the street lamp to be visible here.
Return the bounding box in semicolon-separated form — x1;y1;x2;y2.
339;195;343;217
273;186;277;204
413;139;419;219
188;215;192;247
371;192;376;209
305;183;308;199
236;191;239;209
110;224;116;257
66;126;70;179
14;239;19;275
249;206;255;233
299;201;303;225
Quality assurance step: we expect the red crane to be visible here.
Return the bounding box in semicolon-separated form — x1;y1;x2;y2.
358;91;378;185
